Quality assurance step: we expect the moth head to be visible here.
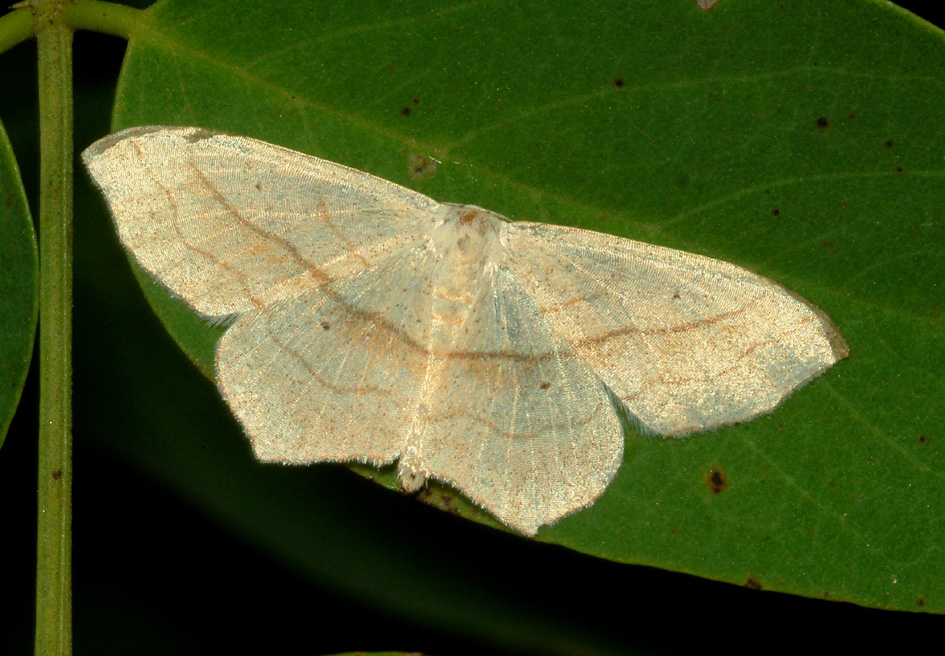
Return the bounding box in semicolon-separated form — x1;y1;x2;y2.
431;203;505;261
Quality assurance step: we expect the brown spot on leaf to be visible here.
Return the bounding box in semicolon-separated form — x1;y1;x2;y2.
408;153;438;181
896;166;903;172
539;381;551;390
885;139;894;148
816;116;829;129
707;468;727;494
52;469;62;481
413;97;420;104
919;435;927;444
417;487;460;516
772;208;781;216
821;240;833;249
744;578;763;590
401;107;411;116
614;78;624;87
321;321;331;330
918;598;925;607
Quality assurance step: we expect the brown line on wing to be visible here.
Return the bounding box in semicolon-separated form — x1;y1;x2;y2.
258;319;393;397
575;297;762;347
424;391;612;441
188;163;329;279
133;144;266;307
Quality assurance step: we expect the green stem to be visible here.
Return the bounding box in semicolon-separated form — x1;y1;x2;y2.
0;7;35;53
34;2;74;654
65;0;142;39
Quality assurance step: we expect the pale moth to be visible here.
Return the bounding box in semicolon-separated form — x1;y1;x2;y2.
83;126;849;535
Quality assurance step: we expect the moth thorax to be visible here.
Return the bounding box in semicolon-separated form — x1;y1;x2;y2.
431;203;503;262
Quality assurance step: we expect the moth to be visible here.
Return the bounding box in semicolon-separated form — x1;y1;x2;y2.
84;126;849;535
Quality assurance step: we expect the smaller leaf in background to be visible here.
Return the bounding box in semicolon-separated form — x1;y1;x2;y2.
0;120;37;448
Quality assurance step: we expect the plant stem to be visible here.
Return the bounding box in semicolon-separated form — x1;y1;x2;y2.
65;0;141;39
34;2;74;654
0;7;35;53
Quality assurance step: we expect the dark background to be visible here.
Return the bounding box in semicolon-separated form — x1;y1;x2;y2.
2;2;943;654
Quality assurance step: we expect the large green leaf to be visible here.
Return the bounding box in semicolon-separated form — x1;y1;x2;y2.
0;118;37;449
90;0;943;618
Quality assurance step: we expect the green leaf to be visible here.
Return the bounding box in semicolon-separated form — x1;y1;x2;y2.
0;118;38;449
90;0;944;615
